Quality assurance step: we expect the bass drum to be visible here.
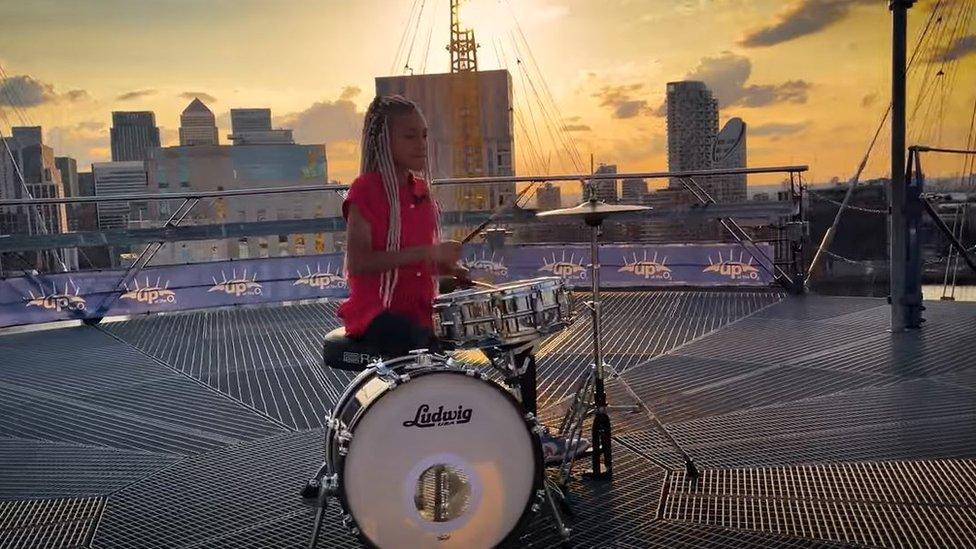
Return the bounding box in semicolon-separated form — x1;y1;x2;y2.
325;354;543;548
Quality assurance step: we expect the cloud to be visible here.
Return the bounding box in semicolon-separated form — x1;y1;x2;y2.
740;0;874;48
45;121;110;167
0;75;70;107
592;84;650;119
563;124;591;132
276;95;364;144
77;121;106;131
681;52;811;109
750;121;811;137
116;88;157;101
178;91;217;103
64;89;89;102
932;35;976;62
275;89;367;181
158;126;180;147
338;86;361;101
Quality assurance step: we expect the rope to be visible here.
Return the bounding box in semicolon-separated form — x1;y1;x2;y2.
807;190;889;214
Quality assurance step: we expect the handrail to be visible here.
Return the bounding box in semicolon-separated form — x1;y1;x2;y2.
0;165;808;207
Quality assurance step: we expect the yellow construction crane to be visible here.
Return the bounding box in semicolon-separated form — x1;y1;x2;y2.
448;0;489;237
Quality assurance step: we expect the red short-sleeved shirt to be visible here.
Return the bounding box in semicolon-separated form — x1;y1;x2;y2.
338;171;439;337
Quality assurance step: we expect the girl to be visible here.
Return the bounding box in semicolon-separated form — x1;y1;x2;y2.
338;94;465;356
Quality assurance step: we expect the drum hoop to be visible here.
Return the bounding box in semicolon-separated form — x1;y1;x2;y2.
325;354;449;464
435;277;565;304
331;367;544;548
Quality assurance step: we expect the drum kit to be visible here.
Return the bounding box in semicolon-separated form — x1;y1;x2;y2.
303;195;697;548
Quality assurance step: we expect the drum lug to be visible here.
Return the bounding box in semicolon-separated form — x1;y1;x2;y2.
341;513;360;535
337;430;353;456
322;473;339;496
408;349;433;368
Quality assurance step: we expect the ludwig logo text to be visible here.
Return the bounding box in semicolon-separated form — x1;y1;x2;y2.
402;404;474;428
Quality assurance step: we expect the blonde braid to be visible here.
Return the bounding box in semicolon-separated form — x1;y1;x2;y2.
359;95;435;306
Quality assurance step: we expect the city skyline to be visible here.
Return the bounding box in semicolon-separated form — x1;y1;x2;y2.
2;0;974;185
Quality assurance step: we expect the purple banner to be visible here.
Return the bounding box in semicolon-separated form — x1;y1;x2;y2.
0;244;773;328
460;243;775;289
0;254;348;328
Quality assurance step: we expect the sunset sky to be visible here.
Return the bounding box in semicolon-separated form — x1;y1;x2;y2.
1;0;974;187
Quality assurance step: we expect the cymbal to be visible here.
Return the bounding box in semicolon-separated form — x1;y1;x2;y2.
537;199;650;220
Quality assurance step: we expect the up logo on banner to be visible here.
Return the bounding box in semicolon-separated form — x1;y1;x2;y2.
293;263;346;290
462;250;509;277
703;251;761;280
538;252;587;280
209;269;264;297
619;251;672;280
120;277;176;305
25;280;87;312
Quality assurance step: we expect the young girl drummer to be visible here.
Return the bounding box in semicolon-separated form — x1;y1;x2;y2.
338;95;465;356
338;94;585;463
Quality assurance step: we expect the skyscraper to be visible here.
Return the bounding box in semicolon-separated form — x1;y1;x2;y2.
179;98;219;146
228;108;293;145
665;81;719;177
55;156;78;198
145;141;339;263
92;161;148;230
712;117;747;202
375;70;515;218
536;182;561;211
589;164;618;203
0;127;75;270
231;108;272;132
11;126;42;148
110;112;161;162
621;178;647;204
0;128;68;236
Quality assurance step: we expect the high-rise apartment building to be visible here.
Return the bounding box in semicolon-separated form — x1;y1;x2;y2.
179;98;219;146
227;108;293;145
110;112;161;161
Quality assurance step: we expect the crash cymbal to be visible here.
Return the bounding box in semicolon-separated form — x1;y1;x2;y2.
537;199;650;224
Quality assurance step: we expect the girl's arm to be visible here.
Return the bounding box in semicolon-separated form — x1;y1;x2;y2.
345;205;460;275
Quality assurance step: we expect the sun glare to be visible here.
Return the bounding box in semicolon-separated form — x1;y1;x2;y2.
458;0;515;39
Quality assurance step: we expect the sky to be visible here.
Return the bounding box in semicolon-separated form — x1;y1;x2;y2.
1;0;974;187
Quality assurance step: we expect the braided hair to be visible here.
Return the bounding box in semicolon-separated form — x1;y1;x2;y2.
360;94;441;307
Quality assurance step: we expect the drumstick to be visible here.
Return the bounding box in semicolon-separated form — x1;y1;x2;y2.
460;180;544;244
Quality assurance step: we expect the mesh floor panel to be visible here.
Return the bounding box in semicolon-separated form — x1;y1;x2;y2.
0;497;104;549
3;292;976;548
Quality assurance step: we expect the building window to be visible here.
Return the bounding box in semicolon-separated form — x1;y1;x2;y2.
180;181;190;188
159;182;169;189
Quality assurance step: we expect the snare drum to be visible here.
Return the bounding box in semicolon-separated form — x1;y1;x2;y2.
433;277;573;349
324;354;543;547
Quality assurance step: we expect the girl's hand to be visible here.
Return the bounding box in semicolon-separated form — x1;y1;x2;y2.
430;241;462;266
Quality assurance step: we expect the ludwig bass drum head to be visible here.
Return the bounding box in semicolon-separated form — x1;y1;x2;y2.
343;372;537;548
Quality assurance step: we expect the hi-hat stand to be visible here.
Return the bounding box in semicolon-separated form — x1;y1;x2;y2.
538;196;700;481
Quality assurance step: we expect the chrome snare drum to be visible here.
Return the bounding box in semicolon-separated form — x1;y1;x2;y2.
433;277;573;349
